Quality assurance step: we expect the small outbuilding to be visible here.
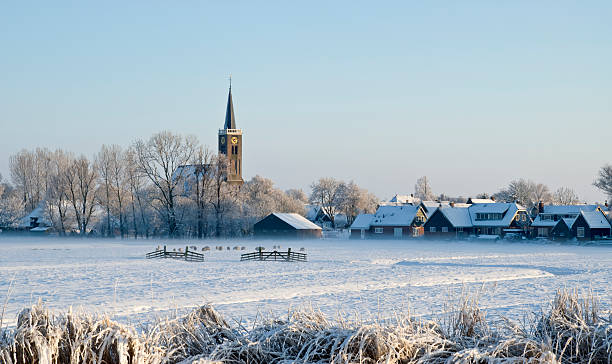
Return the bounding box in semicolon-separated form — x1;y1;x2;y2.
254;213;322;239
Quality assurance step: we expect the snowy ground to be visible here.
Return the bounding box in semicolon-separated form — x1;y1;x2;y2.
1;237;611;328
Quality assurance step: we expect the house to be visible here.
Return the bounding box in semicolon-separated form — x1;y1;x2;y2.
571;210;611;241
549;218;575;240
423;206;472;239
18;204;52;232
305;205;348;229
530;204;602;238
368;205;427;239
254;213;322;239
469;202;530;236
349;214;374;239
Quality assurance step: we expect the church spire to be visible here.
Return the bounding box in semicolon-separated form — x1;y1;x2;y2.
224;76;236;129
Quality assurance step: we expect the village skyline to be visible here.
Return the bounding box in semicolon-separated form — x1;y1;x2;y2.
1;2;611;202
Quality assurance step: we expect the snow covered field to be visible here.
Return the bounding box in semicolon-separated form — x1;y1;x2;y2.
1;237;611;328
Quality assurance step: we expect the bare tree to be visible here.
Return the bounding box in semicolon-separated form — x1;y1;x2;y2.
0;176;23;228
414;176;435;201
209;154;234;237
594;164;612;199
46;150;72;235
532;183;552;205
96;146;114;237
191;146;213;239
133;131;198;237
65;156;98;235
125;148;150;238
553;187;580;205
310;177;345;228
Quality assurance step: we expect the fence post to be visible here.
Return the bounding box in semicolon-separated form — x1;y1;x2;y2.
185;246;188;260
164;245;167;257
287;247;291;261
258;247;263;260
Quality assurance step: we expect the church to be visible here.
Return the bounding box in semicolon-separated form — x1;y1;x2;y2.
218;83;244;185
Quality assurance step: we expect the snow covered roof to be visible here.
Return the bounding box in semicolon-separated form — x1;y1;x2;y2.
439;207;472;228
579;211;611;229
530;216;557;227
350;214;374;229
543;205;599;214
370;205;422;227
273;213;322;230
467;198;495;204
388;194;416;205
19;205;51;228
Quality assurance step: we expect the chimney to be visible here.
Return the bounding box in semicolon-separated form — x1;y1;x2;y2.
411;193;414;198
450;201;455;207
605;200;609;208
538;200;544;214
491;196;495;201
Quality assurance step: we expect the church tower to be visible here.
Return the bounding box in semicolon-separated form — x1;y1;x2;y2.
218;81;244;185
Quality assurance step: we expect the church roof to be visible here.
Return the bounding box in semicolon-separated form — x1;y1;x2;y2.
224;86;236;129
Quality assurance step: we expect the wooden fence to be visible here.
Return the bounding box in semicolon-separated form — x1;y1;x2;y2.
146;246;205;262
240;247;307;262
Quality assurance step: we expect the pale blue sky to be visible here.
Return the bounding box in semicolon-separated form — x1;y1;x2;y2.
1;1;611;202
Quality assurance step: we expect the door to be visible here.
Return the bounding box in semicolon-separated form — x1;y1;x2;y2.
360;229;365;239
394;228;403;238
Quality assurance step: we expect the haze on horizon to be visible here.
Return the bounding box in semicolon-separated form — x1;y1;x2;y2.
1;1;610;202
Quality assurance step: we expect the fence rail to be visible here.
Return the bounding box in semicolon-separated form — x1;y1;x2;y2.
146;246;205;262
240;248;307;262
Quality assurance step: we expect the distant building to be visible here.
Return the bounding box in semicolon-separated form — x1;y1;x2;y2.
379;194;417;206
305;204;348;229
254;213;322;239
218;82;244;185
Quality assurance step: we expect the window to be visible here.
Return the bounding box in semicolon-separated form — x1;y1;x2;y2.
538;228;548;237
542;215;552;221
430;227;437;232
374;227;383;234
577;227;585;238
394;228;403;237
441;227;448;233
457;227;464;233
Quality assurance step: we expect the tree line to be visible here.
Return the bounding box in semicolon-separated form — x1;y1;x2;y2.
0;131;379;237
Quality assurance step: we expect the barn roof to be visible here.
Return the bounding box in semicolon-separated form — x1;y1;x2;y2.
350;214;374;229
272;213;322;230
439;207;472;228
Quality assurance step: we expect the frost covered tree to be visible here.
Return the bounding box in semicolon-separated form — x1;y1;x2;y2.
64;156;98;235
133;131;198;237
594;164;612;199
338;181;378;224
95;145;129;238
209;154;235;237
0;175;24;229
414;176;435;201
125;148;151;238
310;178;345;228
553;187;580;205
286;188;308;204
9;149;53;213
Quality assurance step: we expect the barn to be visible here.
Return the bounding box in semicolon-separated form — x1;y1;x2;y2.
254;213;322;239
